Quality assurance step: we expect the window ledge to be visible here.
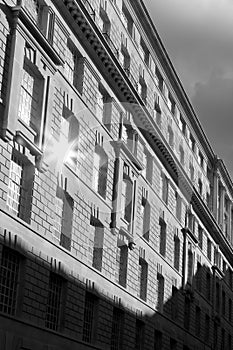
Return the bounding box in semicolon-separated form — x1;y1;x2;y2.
15;130;42;157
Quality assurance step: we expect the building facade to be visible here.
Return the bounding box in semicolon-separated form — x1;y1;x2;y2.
0;0;233;349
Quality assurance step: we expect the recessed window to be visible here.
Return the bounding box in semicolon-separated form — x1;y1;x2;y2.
92;225;104;271
121;170;133;224
156;273;164;313
159;218;166;257
0;247;20;315
179;145;184;165
161;174;169;204
171;286;178;320
174;235;180;271
154;330;163;350
189;134;195;152
135;319;145;350
111;307;124;350
53;186;74;251
180;115;186;136
141;197;150;241
195;306;201;336
115;242;128;287
83;292;98;343
138;257;148;301
7;151;34;223
184;296;191;330
18;52;44;141
198;151;204;168
187;243;193;284
45;273;64;331
93;146;108;199
168;125;174;148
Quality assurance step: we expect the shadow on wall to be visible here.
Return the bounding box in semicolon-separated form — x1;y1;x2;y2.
0;231;232;350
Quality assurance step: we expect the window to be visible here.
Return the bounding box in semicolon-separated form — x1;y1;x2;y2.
195;306;201;336
45;273;64;331
161;174;169;204
171;286;178;321
135;319;145;350
154;330;163;350
221;328;225;350
0;247;20;315
206;272;211;300
187;244;193;284
155;66;163;93
207;238;212;261
7;152;34;223
141;199;150;241
198;151;204;168
138;257;148;301
229;298;232;323
196;261;202;293
115;243;128;287
93;147;108;199
204;314;210;343
168;125;174;148
121;170;133;224
175;193;182;221
96;86;110;123
179;145;184;165
180;116;186;136
53;186;74;251
23;0;54;42
111;308;124;350
83;292;98;343
189;134;195;152
154;93;162;127
214;321;218;349
174;235;180;271
228;334;232;350
92;225;104;271
184;296;190;330
64;40;81;87
18;52;44;138
138;77;147;105
216;281;220;313
198;226;203;249
159;218;166;257
198;178;203;196
156;273;164;313
222;289;226;316
189;162;194;181
140;37;150;66
170;338;177;350
168;92;176;115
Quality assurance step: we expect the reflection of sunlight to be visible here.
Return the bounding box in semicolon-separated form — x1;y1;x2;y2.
43;135;78;173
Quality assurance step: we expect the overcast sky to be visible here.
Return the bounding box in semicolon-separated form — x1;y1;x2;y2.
144;0;233;178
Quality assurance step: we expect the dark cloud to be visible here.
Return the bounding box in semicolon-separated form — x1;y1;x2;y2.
144;0;233;177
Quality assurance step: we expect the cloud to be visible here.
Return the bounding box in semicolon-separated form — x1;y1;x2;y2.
144;0;233;96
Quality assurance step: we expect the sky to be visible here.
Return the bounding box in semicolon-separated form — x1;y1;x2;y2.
144;0;233;178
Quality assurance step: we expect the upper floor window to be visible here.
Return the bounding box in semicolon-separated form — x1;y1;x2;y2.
140;37;150;67
159;218;166;257
198;178;203;196
180;115;186;136
53;186;74;251
198;226;203;249
64;40;80;87
174;234;180;271
18;48;44;142
7;150;34;224
187;243;194;285
115;241;128;287
184;296;191;330
92;146;108;199
198;151;204;168
23;0;54;43
179;145;184;165
189;134;195;152
175;193;182;221
207;238;212;261
161;173;169;204
92;225;104;272
168;92;176;115
0;247;20;315
138;257;148;301
168;125;174;148
156;273;164;313
121;165;133;224
155;66;164;93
